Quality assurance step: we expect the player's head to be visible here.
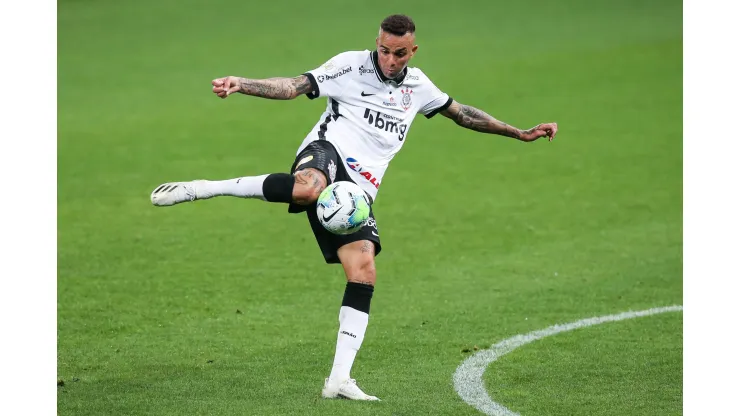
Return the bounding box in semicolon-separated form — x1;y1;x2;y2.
376;15;418;80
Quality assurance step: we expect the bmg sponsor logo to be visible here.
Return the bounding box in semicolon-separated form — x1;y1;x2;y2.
362;108;408;141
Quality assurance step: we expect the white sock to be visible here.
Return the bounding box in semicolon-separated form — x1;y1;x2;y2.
329;306;369;383
195;175;268;200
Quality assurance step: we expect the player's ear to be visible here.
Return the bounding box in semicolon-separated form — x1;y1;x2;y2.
411;44;419;56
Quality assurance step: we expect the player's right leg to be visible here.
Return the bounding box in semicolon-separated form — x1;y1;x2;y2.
150;169;326;207
321;239;380;401
307;202;381;401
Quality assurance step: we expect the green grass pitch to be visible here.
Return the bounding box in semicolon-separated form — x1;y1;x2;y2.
58;0;682;414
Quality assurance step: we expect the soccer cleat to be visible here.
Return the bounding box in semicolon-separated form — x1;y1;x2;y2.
322;378;380;401
150;181;208;206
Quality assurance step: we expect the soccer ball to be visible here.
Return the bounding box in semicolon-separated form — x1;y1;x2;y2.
317;181;370;235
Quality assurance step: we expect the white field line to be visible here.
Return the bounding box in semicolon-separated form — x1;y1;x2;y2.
453;305;683;416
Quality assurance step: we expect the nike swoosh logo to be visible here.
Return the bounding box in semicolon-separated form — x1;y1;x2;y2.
360;92;375;97
322;208;341;222
371;231;379;237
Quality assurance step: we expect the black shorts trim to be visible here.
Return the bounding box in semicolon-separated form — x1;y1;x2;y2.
425;96;454;119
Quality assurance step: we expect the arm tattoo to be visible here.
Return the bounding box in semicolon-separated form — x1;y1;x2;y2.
442;101;522;139
237;75;313;100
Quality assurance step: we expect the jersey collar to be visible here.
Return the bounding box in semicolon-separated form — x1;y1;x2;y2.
371;50;407;85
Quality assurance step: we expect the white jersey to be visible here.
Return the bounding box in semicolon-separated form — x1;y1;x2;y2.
298;50;452;202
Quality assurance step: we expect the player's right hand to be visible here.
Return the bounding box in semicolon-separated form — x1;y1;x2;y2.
212;76;241;99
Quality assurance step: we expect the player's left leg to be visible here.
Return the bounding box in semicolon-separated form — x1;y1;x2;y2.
150;141;335;208
321;238;381;401
150;174;285;206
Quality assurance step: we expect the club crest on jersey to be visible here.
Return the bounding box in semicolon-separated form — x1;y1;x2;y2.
400;88;413;111
346;157;380;189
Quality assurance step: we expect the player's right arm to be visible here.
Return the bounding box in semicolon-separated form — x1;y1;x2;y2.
211;75;314;100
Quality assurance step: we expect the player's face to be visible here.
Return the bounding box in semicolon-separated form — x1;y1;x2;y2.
375;31;418;79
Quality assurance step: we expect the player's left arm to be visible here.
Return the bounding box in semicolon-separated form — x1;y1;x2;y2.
440;100;558;142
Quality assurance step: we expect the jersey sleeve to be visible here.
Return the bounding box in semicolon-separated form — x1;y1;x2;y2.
303;52;357;100
418;79;453;119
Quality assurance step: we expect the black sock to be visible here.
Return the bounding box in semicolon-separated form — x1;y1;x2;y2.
341;282;374;314
262;173;294;203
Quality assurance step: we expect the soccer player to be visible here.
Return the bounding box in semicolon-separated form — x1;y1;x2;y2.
150;14;557;400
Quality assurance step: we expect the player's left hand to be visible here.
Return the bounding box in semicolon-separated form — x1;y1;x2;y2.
519;123;558;142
